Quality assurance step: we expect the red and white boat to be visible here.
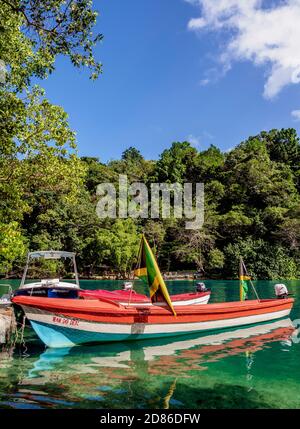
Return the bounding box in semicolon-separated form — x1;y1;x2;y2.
12;295;294;348
11;242;295;349
79;287;211;306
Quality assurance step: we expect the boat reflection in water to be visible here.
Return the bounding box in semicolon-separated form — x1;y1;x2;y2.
11;318;294;409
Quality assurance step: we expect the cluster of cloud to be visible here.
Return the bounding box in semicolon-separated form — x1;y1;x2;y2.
186;131;215;149
186;0;300;103
291;110;300;121
187;134;201;148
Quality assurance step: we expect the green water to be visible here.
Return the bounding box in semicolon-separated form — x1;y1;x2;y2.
0;279;300;409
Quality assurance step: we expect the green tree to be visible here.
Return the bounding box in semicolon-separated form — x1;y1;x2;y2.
0;0;102;89
0;222;27;274
96;219;140;277
0;0;101;272
156;142;198;183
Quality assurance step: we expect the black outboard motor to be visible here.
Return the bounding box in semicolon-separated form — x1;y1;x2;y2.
196;282;208;293
274;283;289;299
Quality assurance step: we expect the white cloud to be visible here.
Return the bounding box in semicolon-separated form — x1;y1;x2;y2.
186;131;214;148
186;0;300;99
188;17;207;30
187;134;201;148
291;110;300;121
199;77;210;86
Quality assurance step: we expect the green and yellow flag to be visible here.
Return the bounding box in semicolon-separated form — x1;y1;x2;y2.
239;258;251;301
134;235;176;316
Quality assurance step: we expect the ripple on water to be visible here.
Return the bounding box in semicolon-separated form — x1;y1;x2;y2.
1;279;300;409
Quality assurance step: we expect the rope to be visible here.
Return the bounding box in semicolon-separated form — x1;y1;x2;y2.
163;378;178;409
10;314;29;355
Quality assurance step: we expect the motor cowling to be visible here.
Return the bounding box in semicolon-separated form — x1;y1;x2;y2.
123;282;133;291
274;283;289;299
196;282;207;293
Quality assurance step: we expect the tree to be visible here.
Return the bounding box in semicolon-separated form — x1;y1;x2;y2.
143;220;166;257
224;238;298;280
109;148;154;182
195;145;224;182
156;142;198;183
0;86;86;222
122;147;144;163
81;157;118;193
0;0;102;271
0;222;27;274
207;248;225;271
174;229;215;273
95;219;140;277
0;0;102;89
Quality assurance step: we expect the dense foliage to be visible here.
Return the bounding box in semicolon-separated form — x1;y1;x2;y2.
1;132;299;280
0;1;299;279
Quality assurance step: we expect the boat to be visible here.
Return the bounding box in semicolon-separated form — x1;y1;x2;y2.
12;294;293;348
13;250;211;306
11;238;294;348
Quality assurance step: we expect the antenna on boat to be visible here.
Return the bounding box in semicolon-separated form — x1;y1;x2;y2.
126;235;143;307
20;253;30;288
239;257;260;302
72;254;80;288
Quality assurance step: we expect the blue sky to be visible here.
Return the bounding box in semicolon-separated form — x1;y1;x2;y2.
40;0;300;162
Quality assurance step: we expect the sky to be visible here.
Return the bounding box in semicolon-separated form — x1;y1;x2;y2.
39;0;300;162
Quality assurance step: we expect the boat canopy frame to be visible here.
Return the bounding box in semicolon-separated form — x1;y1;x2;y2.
20;251;80;288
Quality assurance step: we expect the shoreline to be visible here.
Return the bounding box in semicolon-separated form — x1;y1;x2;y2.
0;276;297;281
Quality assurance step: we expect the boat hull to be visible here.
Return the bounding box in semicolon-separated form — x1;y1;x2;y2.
12;296;294;348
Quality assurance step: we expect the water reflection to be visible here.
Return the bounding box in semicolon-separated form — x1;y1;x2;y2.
1;319;290;408
28;318;294;373
2;279;300;409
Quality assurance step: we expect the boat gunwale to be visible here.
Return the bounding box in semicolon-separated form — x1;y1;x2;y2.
12;296;294;318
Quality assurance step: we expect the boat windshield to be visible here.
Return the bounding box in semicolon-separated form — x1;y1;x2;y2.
20;251;80;288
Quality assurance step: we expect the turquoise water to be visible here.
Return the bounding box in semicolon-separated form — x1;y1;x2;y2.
0;279;300;409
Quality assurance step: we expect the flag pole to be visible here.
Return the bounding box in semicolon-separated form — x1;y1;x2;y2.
241;258;260;302
128;234;143;307
239;257;243;301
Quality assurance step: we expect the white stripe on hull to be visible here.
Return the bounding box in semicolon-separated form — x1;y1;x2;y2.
25;308;291;336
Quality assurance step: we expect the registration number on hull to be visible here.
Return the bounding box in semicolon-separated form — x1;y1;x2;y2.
52;316;79;327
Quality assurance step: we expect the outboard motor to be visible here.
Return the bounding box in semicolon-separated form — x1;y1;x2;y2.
0;294;12;307
196;282;207;293
274;283;289;299
123;282;133;291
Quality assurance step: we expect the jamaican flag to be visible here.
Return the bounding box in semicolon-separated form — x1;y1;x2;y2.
134;235;176;316
239;258;251;301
